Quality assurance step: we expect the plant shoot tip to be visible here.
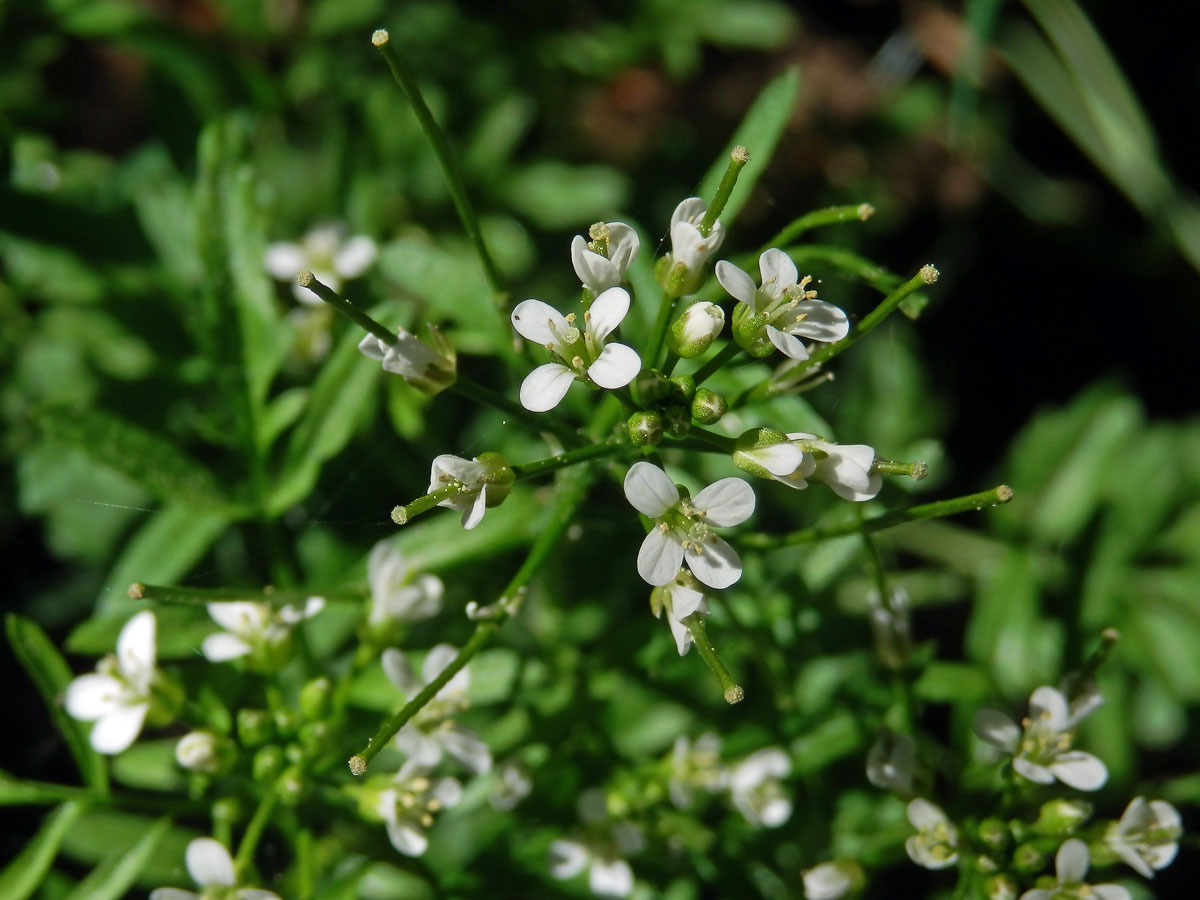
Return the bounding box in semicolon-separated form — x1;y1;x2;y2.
296;270;314;287
1101;627;1120;643
995;484;1013;502
348;755;368;776
920;264;939;284
731;145;750;163
858;203;876;220
910;461;929;481
724;685;745;704
391;506;408;525
127;582;145;599
371;29;389;47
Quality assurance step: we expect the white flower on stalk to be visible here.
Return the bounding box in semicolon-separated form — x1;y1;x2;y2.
367;541;443;626
426;452;513;531
175;730;222;774
803;860;865;900
511;288;641;412
549;789;645;898
661;198;725;296
780;433;881;501
669;300;726;358
904;799;959;870
668;732;726;809
571;221;640;293
383;644;492;775
974;686;1107;791
64;611;157;755
201;597;325;664
357;326;455;394
718;249;849;360
623;461;755;589
1019;839;1130;900
149;837;280;900
650;572;709;655
264;223;376;305
376;759;463;857
1104;796;1182;878
488;760;533;811
728;747;792;828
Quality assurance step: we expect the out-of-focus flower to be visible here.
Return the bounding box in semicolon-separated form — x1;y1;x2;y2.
668;732;726;809
868;586;912;670
175;730;224;774
803;860;865;900
367;541;443;627
489;760;533;811
149;837;280;900
1104;796;1182;878
727;747;792;827
549;789;645;897
358;325;456;395
376;760;463;857
426;452;513;531
264;223;376;305
866;729;917;795
1018;839;1129;900
974;686;1107;791
571;221;640;294
201;597;325;667
905;799;959;870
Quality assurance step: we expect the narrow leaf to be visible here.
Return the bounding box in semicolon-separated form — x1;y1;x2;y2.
62;816;171;900
0;801;87;900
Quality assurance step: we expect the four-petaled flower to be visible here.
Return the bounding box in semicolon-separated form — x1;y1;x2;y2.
383;644;492;775
660;198;725;296
624;461;754;589
150;837;280;900
264;223;377;306
549;789;644;898
780;433;881;501
358;326;455;394
65;611;158;755
511;288;641;412
718;248;849;360
571;221;640;294
1019;839;1130;900
202;597;325;666
367;541;443;627
904;798;959;870
1105;796;1182;878
375;759;463;857
974;685;1107;790
427;452;513;531
727;747;792;827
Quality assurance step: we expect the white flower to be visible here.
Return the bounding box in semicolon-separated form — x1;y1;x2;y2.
1105;796;1182;878
728;747;792;827
866;729;917;794
803;861;864;900
427;452;513;531
650;572;710;655
718;249;849;360
201;597;325;664
661;198;725;296
376;759;463;857
511;288;641;412
867;586;912;670
623;462;754;589
549;790;645;898
904;799;959;870
149;837;280;900
367;541;443;626
668;732;726;809
64;611;157;755
264;223;376;305
383;645;492;775
175;730;222;774
357;326;455;394
1019;839;1130;900
781;433;881;501
488;760;533;811
571;221;640;293
974;686;1107;791
731;428;809;482
669;300;725;358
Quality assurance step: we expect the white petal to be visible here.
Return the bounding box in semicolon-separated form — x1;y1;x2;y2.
65;673;124;721
816;455;871;496
206;602;270;636
731;749;790;793
826;470;882;502
441;727;493;775
1112;841;1154;879
149;891;200;900
393;726;443;767
766;325;809;360
571;236;620;291
357;334;388;362
1019;891;1052;900
587;287;630;341
906;798;948;830
668;583;706;620
386;821;428;857
1092;887;1131;900
671;197;706;228
333;236;377;278
1030;686;1070;732
693;477;755;526
460;487;487;530
237;891;282;900
116;611;156;683
430;454;485;487
1049;752;1107;791
382;648;418;696
1012;757;1056;784
973;709;1021;751
750;443;805;477
667;614;693;655
758;248;798;298
789;300;850;342
637;530;685;586
587;342;640;389
263;242;306;280
623;462;679;517
186;838;236;887
549;840;590;879
685;538;742;589
715;260;758;307
422;644;460;684
1055;839;1090;884
201;633;252;662
589;858;633;897
607;223;639;272
91;704;148;754
432;776;463;808
519;364;575;412
511;299;570;347
759;795;793;827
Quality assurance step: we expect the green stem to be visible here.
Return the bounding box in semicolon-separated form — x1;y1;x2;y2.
234;783;278;876
739;484;1013;550
760;203;875;251
127;582;358;607
298;272;395;344
684;613;743;704
350;465;594;774
872;457;929;481
781;265;939;380
645;289;678;371
685;426;736;453
371;30;506;303
700;146;749;236
691;342;744;387
451;373;584;448
391;483;463;526
512;438;628;480
661;350;680;378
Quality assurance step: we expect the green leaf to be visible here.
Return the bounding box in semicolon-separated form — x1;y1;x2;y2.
503;160;631;230
260;386;310;450
110;741;187;793
913;662;992;704
0;801;87;900
61;816;171;900
696;66;800;227
6;615;107;791
59;808;200;886
0;770;81;807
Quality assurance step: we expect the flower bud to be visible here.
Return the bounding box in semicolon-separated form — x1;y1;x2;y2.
237;709;273;747
212;797;241;829
1033;798;1092;836
663;405;691;438
1012;842;1045;873
273;706;300;737
978;818;1010;853
634;370;671;404
277;765;306;806
983;874;1019;900
252;745;284;781
669;374;696;400
732;427;802;480
175;730;228;774
669;301;725;358
299;720;330;752
300;677;333;721
731;301;773;357
627;411;663;447
475;451;515;508
691;388;727;425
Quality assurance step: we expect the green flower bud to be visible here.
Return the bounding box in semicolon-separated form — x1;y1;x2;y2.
668;301;725;358
252;745;284;781
663;405;691;438
983;874;1019;900
669;374;696;400
627;410;663;447
1012;843;1045;874
299;677;333;721
237;708;273;747
299;720;330;752
1033;798;1092;836
273;706;300;737
731;427;793;479
691;388;727;424
978;818;1011;853
277;765;305;807
634;370;671;404
731;301;774;357
212;797;241;829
